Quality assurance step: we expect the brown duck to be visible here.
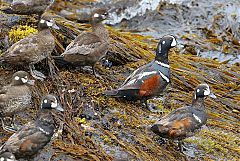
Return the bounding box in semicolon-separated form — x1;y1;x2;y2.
0;71;34;131
53;9;109;77
2;0;52;16
0;14;59;80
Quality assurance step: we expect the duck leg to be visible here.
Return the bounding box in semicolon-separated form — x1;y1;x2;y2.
29;64;46;81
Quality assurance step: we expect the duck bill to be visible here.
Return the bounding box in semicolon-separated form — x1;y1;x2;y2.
52;23;60;30
209;92;216;99
56;104;64;112
27;80;35;85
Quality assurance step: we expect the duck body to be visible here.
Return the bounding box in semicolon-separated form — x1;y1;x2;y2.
1;114;55;159
57;32;108;67
0;71;34;117
107;60;170;100
151;84;216;141
0;29;54;66
53;9;109;76
0;84;32;117
2;0;51;15
0;94;64;160
104;35;176;103
151;105;207;140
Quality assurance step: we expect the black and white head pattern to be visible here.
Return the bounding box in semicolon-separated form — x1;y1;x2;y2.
39;19;59;29
194;83;216;99
157;35;177;54
0;152;16;161
11;71;34;85
41;94;64;112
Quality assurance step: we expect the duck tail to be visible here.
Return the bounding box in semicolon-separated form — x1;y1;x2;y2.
1;7;14;14
103;89;119;97
53;56;69;66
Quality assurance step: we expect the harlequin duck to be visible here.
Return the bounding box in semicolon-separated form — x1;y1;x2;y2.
0;152;16;161
53;9;109;77
103;35;177;108
151;84;216;151
0;14;58;80
2;0;52;16
0;94;64;160
0;71;34;130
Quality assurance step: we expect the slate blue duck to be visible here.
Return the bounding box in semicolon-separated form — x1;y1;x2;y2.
0;94;64;160
151;83;216;151
104;35;177;108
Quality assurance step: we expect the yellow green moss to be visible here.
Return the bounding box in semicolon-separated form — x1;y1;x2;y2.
9;25;38;43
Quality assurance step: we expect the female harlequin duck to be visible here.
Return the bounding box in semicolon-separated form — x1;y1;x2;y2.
0;71;34;131
103;35;177;109
0;13;58;80
0;94;64;160
53;9;109;77
151;84;216;151
2;0;52;16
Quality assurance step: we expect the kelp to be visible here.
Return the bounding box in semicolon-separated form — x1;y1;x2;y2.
0;5;239;161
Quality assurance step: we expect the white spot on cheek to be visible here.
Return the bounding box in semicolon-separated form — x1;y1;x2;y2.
46;21;53;27
51;99;58;108
40;19;45;23
44;99;48;103
197;89;200;93
93;13;99;17
162;41;165;44
204;89;210;96
0;157;4;161
21;78;28;83
14;76;20;80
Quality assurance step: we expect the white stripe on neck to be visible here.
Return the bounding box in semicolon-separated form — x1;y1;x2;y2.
193;114;202;123
158;71;169;82
155;61;170;68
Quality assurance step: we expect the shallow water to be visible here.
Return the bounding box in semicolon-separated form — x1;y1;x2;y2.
102;0;240;64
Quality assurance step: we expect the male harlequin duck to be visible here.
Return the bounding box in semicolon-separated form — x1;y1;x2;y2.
0;71;34;130
53;9;109;77
0;14;58;80
2;0;52;16
151;84;216;151
0;94;64;160
0;152;16;161
103;35;177;108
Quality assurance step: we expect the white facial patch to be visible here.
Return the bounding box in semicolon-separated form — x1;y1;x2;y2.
46;21;53;27
162;41;165;44
14;76;20;80
0;157;4;161
197;89;200;93
204;88;210;96
43;99;48;103
51;98;58;108
169;35;177;47
40;19;45;23
21;78;28;83
193;114;202;123
93;13;100;18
